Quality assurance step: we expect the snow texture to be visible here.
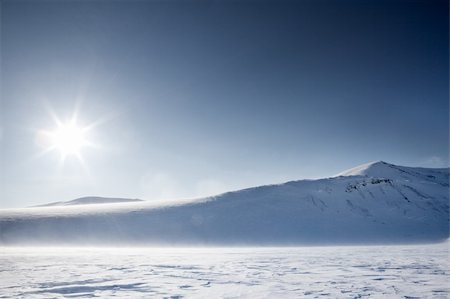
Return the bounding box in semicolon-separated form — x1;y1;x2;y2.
0;161;448;245
0;243;448;298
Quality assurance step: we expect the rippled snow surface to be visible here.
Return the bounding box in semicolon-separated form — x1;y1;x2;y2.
1;243;448;298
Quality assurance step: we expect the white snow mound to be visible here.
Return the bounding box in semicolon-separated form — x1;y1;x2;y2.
0;161;448;246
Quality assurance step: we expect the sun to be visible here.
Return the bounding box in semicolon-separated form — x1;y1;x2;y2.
36;104;106;166
49;122;88;157
37;111;97;163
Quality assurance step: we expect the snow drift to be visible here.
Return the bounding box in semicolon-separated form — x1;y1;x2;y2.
0;161;448;245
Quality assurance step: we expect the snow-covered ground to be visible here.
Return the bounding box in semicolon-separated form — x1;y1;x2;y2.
1;242;448;298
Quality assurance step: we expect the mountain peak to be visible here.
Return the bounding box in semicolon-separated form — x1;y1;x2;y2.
335;161;449;186
336;161;392;177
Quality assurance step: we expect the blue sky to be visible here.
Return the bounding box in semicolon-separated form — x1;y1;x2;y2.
1;0;448;208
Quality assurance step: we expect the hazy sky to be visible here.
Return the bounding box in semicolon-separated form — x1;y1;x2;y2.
1;0;448;208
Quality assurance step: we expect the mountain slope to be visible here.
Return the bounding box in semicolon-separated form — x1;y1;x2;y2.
0;161;448;245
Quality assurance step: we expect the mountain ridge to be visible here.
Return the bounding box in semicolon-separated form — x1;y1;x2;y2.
1;161;448;246
24;161;450;209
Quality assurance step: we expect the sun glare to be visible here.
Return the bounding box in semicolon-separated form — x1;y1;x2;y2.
50;122;88;156
37;109;98;164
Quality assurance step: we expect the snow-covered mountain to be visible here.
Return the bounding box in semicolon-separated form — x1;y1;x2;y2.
0;161;448;245
32;196;143;207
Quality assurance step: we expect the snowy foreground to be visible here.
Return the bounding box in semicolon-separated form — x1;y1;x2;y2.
1;243;448;298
